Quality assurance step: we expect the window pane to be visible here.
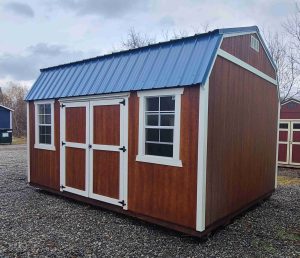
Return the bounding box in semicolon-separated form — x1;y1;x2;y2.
45;135;51;144
145;143;173;157
146;128;159;142
44;125;51;135
38;104;44;114
279;123;288;129
44;104;51;114
44;115;51;124
39;125;46;134
160;129;173;143
160;114;174;126
146;97;159;111
39;134;45;144
160;96;175;111
293;123;300;129
146;114;159;126
39;114;45;124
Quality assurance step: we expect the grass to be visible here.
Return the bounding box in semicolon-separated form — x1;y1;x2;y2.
12;137;27;145
277;176;300;186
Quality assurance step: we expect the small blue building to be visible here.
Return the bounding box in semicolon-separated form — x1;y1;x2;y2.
0;105;13;129
0;105;13;144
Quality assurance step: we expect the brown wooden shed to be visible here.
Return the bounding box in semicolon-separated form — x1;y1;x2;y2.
25;26;279;237
278;98;300;167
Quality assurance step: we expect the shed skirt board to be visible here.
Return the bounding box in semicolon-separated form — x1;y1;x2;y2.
60;98;128;206
278;120;300;166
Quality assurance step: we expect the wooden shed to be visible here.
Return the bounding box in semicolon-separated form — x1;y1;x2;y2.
25;26;279;237
278;98;300;167
0;105;13;144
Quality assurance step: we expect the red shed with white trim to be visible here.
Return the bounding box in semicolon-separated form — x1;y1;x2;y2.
278;98;300;167
25;26;279;237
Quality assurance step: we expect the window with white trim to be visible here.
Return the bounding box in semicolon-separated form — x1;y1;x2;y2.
136;88;183;167
34;101;55;151
250;35;259;52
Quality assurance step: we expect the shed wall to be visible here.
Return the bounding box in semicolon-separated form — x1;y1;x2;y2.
29;102;60;190
280;101;300;119
0;107;11;129
205;56;278;227
127;86;199;229
221;34;276;79
29;86;199;229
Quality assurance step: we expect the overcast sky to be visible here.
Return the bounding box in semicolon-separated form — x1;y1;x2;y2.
0;0;296;88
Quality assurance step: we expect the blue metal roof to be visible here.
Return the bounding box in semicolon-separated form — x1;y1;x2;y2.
25;26;272;101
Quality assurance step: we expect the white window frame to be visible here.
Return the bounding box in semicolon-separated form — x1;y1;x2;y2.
250;35;259;52
136;88;183;167
34;100;55;151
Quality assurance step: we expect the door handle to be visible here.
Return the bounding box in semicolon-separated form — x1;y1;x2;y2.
119;146;126;152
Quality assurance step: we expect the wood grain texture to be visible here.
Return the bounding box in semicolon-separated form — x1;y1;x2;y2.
93;105;120;145
280;101;300;119
65;107;86;143
93;150;120;199
205;57;278;227
65;147;86;190
29;101;60;190
221;34;276;79
127;86;199;229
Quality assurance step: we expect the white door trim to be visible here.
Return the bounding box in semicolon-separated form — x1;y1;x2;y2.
60;101;90;197
289;121;300;166
196;79;209;232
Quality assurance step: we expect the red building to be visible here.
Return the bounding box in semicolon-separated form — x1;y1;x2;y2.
278;99;300;167
25;26;279;237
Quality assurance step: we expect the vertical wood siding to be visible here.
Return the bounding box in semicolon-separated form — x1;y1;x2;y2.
280;101;300;119
29;101;60;190
205;57;278;227
221;34;276;79
127;86;199;229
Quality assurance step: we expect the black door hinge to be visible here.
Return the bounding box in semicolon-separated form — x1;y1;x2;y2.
119;146;126;152
61;104;65;108
61;141;66;146
89;144;92;149
118;200;126;206
60;185;65;189
119;99;126;106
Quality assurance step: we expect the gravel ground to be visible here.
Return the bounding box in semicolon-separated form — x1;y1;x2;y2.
0;144;299;257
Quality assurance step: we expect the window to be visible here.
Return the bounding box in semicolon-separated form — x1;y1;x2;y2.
136;88;183;167
279;123;288;129
250;35;259;52
34;101;55;151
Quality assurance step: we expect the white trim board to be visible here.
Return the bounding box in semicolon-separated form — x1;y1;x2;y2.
27;103;30;183
196;79;210;232
59;92;130;103
217;49;277;86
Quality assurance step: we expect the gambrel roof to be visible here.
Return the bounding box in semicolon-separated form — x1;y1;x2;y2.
25;26;274;101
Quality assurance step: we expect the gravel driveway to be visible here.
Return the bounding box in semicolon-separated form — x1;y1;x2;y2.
0;144;299;257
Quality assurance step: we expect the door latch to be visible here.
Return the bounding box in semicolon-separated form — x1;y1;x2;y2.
61;141;66;146
118;200;126;206
89;144;92;149
119;146;126;152
61;104;65;108
60;185;65;190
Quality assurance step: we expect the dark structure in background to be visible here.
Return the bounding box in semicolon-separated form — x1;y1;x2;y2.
278;98;300;167
0;105;13;144
25;26;279;237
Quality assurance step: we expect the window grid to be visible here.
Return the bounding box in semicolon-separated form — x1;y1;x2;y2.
145;96;175;146
37;104;52;145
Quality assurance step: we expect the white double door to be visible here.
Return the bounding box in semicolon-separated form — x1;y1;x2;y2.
59;98;128;208
278;120;300;165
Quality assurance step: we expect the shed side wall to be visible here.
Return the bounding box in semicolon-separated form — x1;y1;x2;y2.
221;34;276;79
29;101;60;190
205;56;278;227
128;86;199;229
0;107;11;129
280;101;300;119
